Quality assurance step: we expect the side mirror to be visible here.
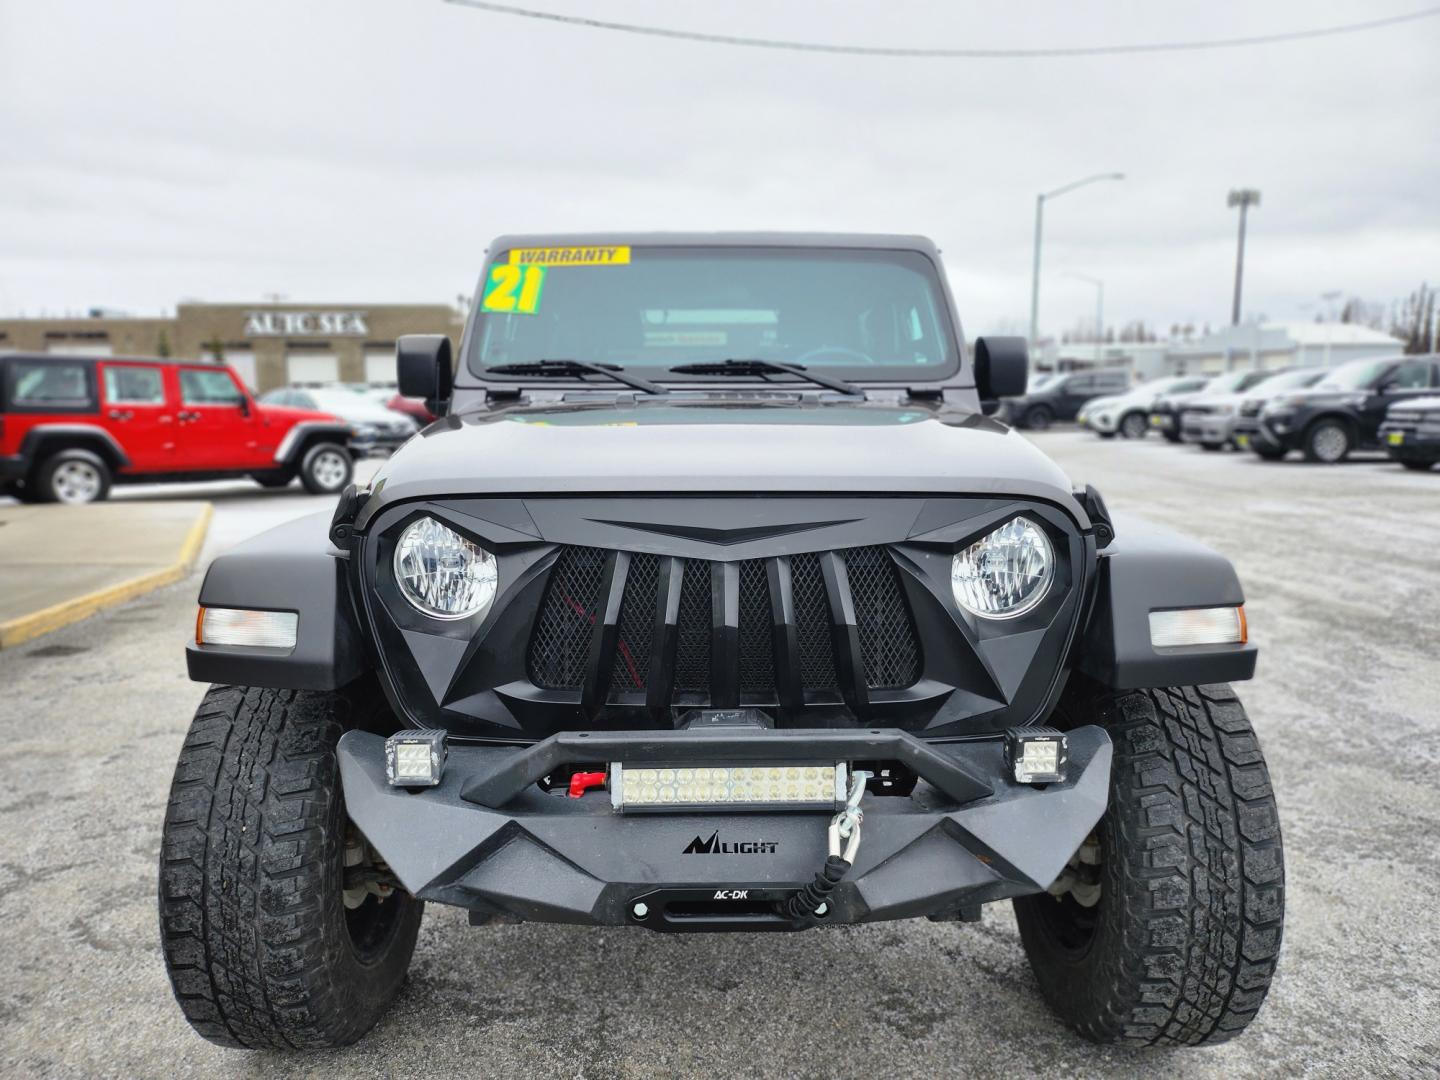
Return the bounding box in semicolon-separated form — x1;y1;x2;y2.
973;336;1028;415
397;335;453;415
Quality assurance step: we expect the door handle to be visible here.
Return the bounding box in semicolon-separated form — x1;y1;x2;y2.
177;410;201;422
107;409;134;421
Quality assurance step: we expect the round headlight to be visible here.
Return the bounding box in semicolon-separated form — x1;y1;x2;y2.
951;517;1054;619
393;516;498;620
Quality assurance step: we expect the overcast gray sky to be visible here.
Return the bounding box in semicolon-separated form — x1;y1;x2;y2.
2;1;1437;338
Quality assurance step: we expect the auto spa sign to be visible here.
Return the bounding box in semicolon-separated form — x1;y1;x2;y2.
243;311;369;337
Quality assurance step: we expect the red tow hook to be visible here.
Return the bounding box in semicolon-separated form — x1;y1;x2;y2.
568;771;608;798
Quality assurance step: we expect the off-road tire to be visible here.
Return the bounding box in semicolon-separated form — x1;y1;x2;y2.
1302;418;1353;463
299;442;353;495
250;471;295;489
159;685;423;1049
1119;412;1148;440
1023;405;1054;431
1014;684;1284;1046
35;448;112;503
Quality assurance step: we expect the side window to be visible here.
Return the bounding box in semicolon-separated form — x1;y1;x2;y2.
1387;362;1432;390
180;368;244;405
103;366;165;405
1065;376;1093;394
8;361;95;411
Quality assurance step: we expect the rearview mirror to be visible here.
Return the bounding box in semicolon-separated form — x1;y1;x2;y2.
973;337;1028;415
397;335;454;414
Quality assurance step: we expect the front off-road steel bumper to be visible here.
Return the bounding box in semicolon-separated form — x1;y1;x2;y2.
338;725;1112;932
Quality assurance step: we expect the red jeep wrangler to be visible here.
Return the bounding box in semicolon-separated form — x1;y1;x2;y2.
0;352;355;504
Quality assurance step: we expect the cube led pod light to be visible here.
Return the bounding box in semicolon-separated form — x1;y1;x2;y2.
610;762;848;813
1004;728;1067;785
385;729;448;788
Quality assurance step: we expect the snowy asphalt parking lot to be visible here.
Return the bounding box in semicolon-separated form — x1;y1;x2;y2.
1;435;1436;1078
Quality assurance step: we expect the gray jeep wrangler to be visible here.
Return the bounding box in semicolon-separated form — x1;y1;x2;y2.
160;234;1283;1050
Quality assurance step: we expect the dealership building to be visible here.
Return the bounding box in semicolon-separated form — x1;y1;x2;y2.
0;302;464;394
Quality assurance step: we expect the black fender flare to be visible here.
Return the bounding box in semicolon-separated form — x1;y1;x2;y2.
186;511;366;690
18;424;131;471
274;421;355;467
1075;512;1256;688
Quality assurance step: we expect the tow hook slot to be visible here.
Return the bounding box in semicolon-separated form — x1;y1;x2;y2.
628;887;799;932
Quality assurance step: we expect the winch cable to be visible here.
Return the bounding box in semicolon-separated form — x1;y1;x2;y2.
780;770;871;924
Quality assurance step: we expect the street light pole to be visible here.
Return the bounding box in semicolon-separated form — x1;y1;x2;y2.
1065;273;1105;363
1028;172;1125;348
1227;189;1261;325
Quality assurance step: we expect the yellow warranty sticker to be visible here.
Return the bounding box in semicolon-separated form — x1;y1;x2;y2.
507;245;630;267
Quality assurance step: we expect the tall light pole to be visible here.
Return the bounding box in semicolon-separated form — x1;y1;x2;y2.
1029;172;1125;347
1227;189;1261;325
1065;272;1104;362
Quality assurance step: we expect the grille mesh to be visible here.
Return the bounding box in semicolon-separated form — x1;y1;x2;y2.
790;553;839;690
844;547;922;689
738;559;775;692
673;561;712;692
527;547;605;690
524;545;921;703
609;553;659;695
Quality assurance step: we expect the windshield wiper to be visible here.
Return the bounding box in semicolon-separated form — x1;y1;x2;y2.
485;359;667;396
666;358;862;396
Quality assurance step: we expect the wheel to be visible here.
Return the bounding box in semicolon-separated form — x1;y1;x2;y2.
159;685;423;1049
1023;406;1054;431
1118;412;1148;440
35;449;112;504
250;471;295;489
1255;448;1286;462
1302;419;1352;463
1200;441;1223;452
1400;460;1435;472
1013;684;1284;1046
300;442;353;495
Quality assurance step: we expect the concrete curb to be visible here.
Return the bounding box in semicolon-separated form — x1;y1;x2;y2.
0;503;213;649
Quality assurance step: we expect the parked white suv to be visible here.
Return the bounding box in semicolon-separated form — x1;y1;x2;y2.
1078;376;1208;439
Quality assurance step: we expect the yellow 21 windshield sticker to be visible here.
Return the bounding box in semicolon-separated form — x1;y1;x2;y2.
507;245;630;267
482;263;546;315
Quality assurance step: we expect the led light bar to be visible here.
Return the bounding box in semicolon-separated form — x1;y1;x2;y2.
196;606;298;649
610;763;847;813
1149;606;1247;648
385;729;448;788
1004;728;1067;785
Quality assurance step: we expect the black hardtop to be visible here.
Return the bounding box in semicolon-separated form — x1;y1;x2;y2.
0;351;209;366
484;231;942;257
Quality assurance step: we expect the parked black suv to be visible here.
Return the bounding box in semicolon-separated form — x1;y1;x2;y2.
1248;354;1440;462
1378;395;1440;471
162;234;1282;1051
998;368;1132;430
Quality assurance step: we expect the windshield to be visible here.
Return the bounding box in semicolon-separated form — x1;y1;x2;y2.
467;246;958;381
1029;374;1064;392
1316;359;1394;391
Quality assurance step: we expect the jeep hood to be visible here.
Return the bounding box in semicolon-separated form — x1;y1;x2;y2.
359;400;1085;526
